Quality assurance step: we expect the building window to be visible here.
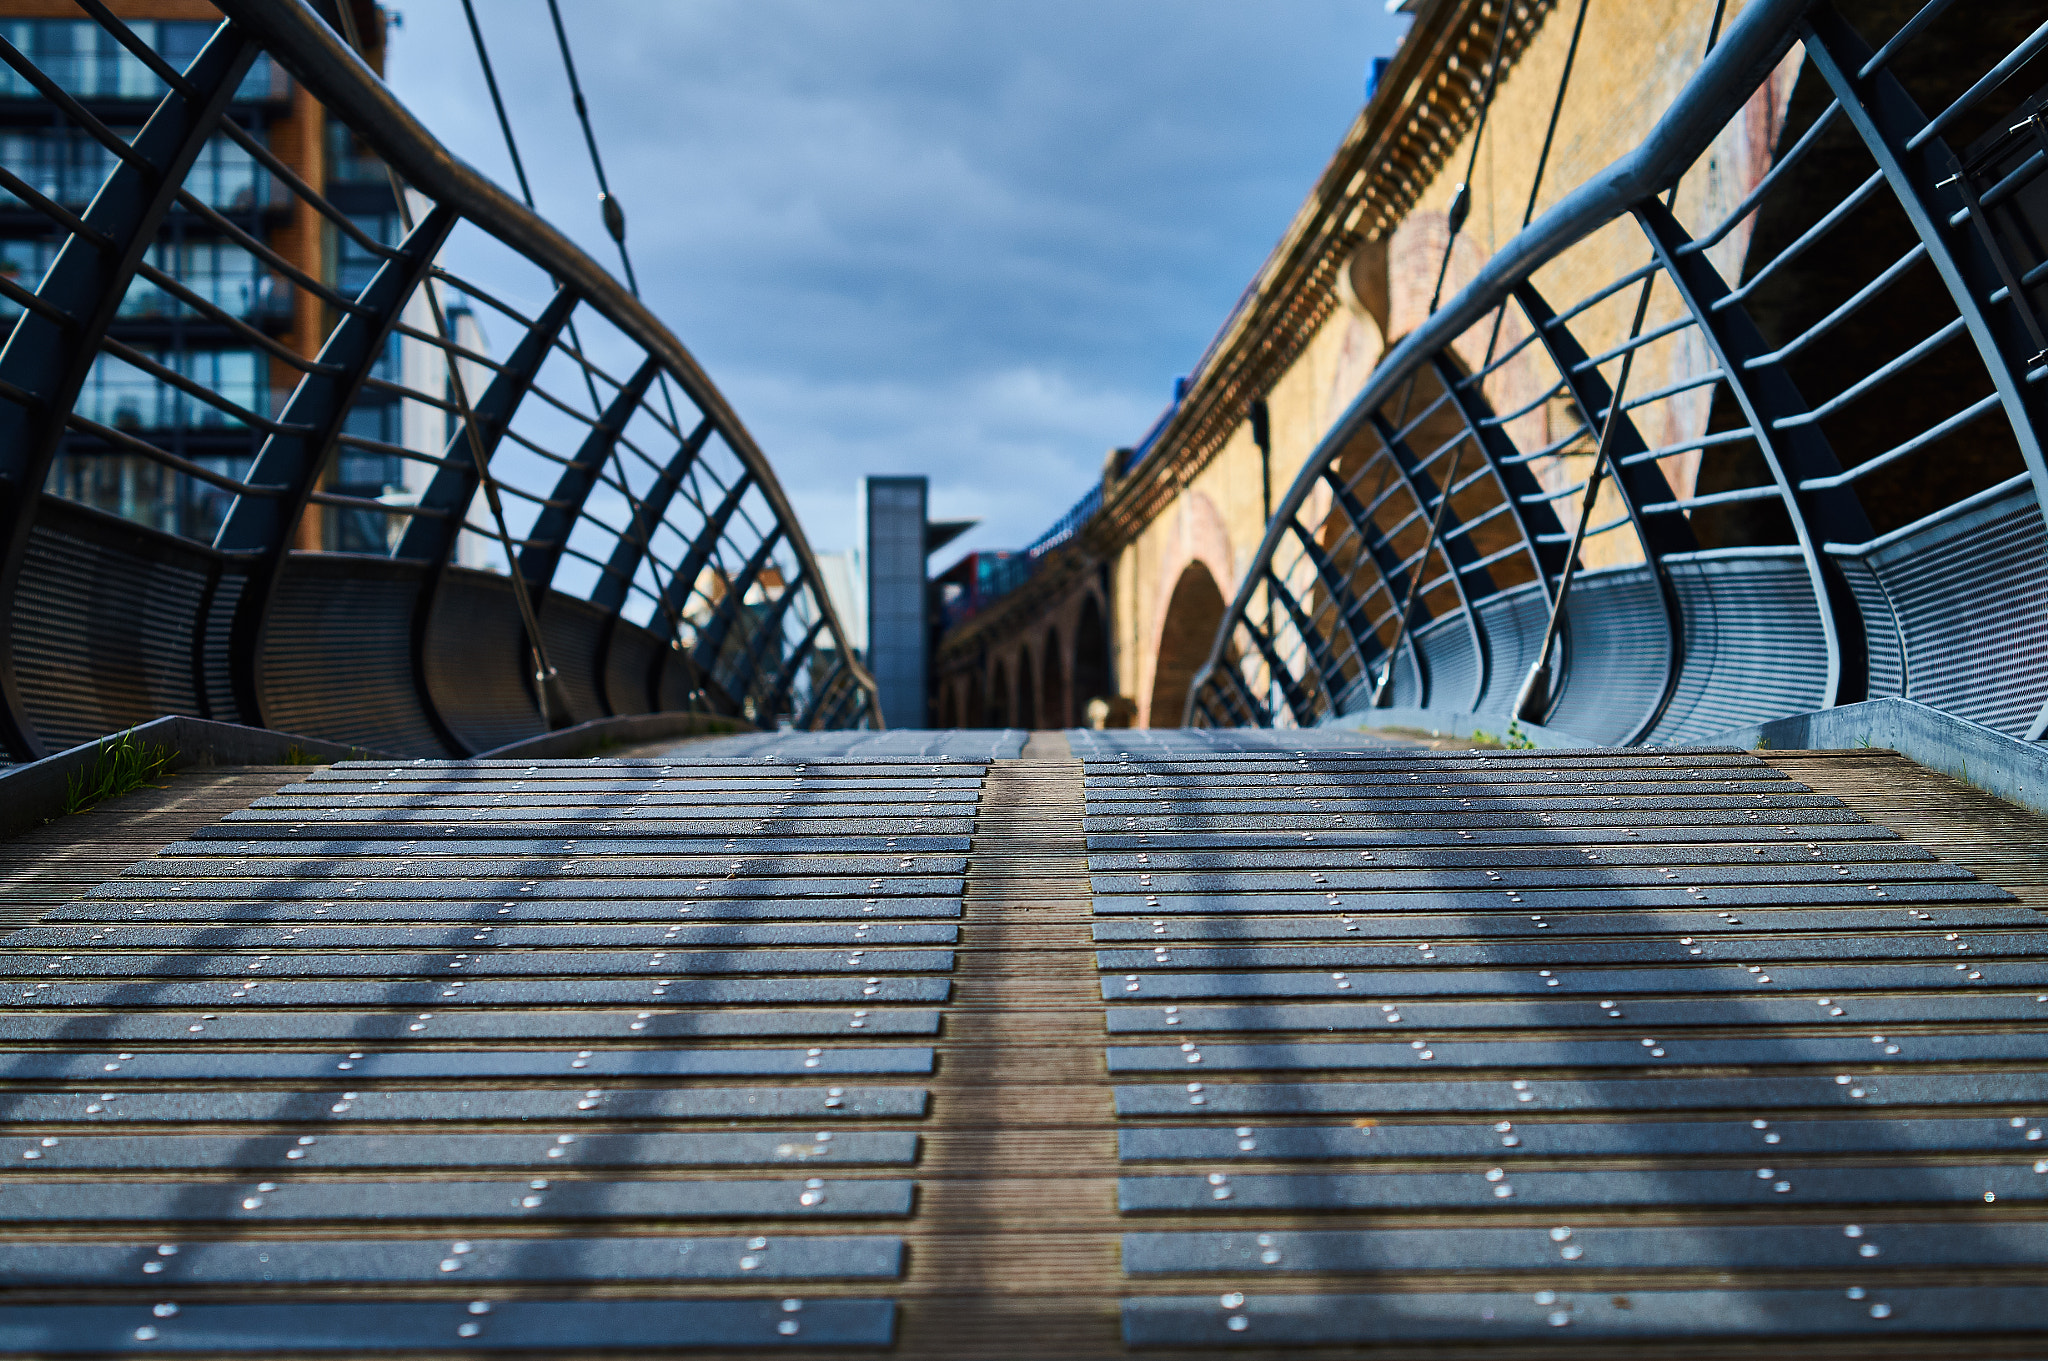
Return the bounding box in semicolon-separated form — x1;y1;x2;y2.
0;20;278;103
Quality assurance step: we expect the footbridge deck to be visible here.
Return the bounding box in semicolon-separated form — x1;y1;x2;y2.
1;728;2046;1355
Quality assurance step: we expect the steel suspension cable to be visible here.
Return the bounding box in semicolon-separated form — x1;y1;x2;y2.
1388;1;1517;431
1370;0;1535;707
1371;0;1592;710
456;0;707;709
539;0;692;440
1512;0;1731;725
456;0;534;208
539;0;739;710
1485;0;1593;368
543;0;636;295
332;0;573;728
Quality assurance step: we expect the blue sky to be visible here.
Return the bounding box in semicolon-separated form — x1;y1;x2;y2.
386;1;1408;559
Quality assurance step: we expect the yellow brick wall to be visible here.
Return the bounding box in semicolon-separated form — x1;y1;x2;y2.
1110;0;1808;722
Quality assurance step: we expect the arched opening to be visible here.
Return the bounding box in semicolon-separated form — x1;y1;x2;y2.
1074;594;1111;717
1040;628;1066;729
965;672;985;727
935;681;956;728
988;660;1010;728
1017;645;1037;730
1150;563;1225;728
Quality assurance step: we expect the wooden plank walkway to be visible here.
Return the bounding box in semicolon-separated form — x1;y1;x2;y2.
0;771;318;930
0;730;2044;1354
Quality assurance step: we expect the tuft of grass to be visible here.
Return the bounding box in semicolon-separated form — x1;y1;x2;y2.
64;733;176;815
282;745;322;766
1504;720;1537;751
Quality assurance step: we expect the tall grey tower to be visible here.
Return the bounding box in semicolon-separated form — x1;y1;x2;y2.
861;476;930;729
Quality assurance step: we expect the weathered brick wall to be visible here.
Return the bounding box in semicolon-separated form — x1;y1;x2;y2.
940;0;1826;728
1104;0;1815;724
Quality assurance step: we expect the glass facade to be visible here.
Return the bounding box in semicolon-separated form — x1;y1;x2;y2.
0;15;381;547
0;127;273;211
329;209;405;555
0;20;278;102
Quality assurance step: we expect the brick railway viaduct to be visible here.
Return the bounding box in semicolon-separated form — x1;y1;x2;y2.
932;0;2034;735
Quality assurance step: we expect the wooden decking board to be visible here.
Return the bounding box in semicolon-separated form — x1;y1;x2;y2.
891;741;1129;1352
0;756;960;1356
0;769;320;928
0;738;2043;1354
1763;752;2048;908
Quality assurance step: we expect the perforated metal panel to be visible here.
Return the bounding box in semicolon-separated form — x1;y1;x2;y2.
1469;583;1547;720
1834;552;1906;699
602;621;662;716
537;595;612;724
423;570;548;755
1864;487;2048;737
198;572;248;725
1544;566;1670;743
11;514;211;750
261;561;449;757
1647;553;1830;744
1411;613;1481;712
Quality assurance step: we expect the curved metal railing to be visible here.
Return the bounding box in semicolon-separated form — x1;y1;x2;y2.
0;0;877;761
1188;0;2048;745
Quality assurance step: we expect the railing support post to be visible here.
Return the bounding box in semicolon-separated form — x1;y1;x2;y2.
1636;199;1871;714
1512;281;1693;736
1800;3;2048;738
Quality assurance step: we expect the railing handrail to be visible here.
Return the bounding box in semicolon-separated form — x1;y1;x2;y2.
211;0;881;714
1188;0;1812;712
1026;482;1103;557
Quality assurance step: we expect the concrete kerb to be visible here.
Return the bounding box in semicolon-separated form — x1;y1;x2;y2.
1313;695;2048;815
1322;704;1601;750
475;712;757;761
0;716;393;839
1705;697;2048;820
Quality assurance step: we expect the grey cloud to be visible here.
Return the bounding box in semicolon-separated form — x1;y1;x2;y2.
387;0;1403;554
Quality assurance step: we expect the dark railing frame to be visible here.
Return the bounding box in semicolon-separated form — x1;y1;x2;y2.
1189;0;2048;745
0;24;260;758
0;0;874;758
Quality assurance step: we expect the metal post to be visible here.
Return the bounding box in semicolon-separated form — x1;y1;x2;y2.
1512;269;1659;725
1511;280;1693;738
395;285;582;732
765;618;826;721
1286;519;1388;685
1637;198;1871;714
588;417;713;614
647;474;755;644
1800;4;2048;736
518;355;662;601
690;528;784;681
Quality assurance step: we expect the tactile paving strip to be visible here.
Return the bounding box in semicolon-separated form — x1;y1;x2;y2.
1083;731;2048;1348
0;754;988;1353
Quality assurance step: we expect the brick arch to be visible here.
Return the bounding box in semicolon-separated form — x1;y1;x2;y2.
988;658;1010;728
961;671;984;728
1139;489;1235;727
1148;561;1228;729
1040;626;1066;729
1017;643;1037;730
1073;591;1111;719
